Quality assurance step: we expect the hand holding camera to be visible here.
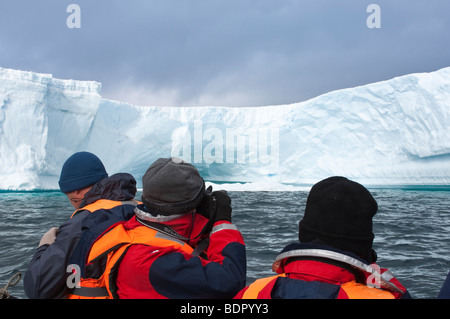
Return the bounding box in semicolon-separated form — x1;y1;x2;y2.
197;186;232;227
213;190;232;222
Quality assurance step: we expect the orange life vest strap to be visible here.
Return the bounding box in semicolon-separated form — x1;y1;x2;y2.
340;281;395;299
68;243;131;299
71;199;140;218
87;223;194;264
68;222;194;299
242;274;286;299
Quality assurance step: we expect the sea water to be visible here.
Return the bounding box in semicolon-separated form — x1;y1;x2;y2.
1;188;450;299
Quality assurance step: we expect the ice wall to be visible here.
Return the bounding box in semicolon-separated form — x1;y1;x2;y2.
0;68;101;189
0;66;449;190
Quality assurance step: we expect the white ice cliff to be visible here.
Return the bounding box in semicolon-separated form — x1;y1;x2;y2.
1;66;449;190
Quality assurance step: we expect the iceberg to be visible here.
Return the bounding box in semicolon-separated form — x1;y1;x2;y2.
1;66;450;191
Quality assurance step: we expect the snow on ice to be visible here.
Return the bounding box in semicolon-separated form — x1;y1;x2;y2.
0;66;449;191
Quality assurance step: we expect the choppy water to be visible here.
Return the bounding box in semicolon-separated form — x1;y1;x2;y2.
1;188;450;299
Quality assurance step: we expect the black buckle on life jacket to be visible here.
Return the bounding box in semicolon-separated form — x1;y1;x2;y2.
71;286;109;298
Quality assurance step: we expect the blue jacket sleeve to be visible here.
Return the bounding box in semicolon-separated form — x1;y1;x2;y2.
23;211;88;299
438;270;450;299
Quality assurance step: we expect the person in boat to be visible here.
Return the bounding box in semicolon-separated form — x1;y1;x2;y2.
24;152;139;299
235;176;411;299
67;158;246;299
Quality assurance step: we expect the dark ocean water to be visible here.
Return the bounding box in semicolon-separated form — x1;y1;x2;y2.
1;188;449;299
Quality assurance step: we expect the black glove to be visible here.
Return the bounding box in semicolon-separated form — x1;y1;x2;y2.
212;190;232;223
196;186;216;220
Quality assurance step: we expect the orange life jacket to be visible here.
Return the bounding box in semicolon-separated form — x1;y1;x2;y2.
241;274;286;299
70;199;141;218
241;274;396;299
241;248;406;299
67;221;194;299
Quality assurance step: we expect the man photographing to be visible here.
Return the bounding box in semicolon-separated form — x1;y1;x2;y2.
69;158;246;299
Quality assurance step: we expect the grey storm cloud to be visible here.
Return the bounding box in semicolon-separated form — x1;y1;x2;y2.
0;0;449;107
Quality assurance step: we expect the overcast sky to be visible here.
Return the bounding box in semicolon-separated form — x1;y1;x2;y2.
0;0;449;107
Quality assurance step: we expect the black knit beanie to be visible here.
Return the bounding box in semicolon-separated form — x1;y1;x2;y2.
298;176;378;259
141;158;205;215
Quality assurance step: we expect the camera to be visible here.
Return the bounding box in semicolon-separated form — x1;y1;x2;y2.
197;186;218;225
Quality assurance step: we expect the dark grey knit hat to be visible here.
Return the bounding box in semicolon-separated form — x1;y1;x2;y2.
141;158;205;215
